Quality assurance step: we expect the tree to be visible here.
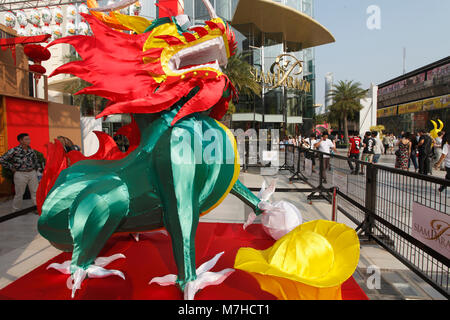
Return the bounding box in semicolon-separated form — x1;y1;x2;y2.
327;80;368;144
63;53;108;116
223;52;261;106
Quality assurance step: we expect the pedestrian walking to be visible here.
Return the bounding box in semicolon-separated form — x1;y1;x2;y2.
408;132;419;172
388;133;395;154
360;131;375;174
0;133;41;212
347;131;361;174
314;132;336;184
382;134;390;155
372;131;384;164
433;131;444;170
417;129;433;175
434;134;449;192
305;133;317;173
395;133;411;171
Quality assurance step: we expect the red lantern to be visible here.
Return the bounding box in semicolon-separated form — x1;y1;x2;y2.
24;44;51;80
29;64;47;74
24;44;51;63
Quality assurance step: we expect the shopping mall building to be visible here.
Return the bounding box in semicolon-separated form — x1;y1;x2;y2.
377;56;450;135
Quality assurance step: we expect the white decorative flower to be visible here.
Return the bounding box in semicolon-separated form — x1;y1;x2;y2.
53;7;63;25
17;10;28;27
29;9;41;26
66;22;76;36
52;25;63;39
41;7;52;24
132;1;142;16
78;21;90;36
78;3;89;15
5;11;16;28
66;4;77;23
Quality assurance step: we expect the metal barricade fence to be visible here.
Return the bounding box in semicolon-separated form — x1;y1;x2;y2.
3;141;446;297
280;144;449;298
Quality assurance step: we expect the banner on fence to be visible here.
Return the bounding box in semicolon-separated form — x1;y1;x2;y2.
412;202;450;259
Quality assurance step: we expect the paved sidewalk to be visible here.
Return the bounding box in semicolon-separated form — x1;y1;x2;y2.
0;170;447;300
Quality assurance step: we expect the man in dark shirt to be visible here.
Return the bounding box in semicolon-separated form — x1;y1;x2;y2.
0;133;40;211
417;129;432;175
408;133;419;172
360;131;375;174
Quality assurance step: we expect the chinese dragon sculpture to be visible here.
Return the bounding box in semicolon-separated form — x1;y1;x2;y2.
36;0;292;299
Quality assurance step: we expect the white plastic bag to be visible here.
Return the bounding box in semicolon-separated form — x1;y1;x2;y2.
243;179;303;240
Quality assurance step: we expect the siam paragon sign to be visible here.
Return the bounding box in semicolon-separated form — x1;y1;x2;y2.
251;53;311;92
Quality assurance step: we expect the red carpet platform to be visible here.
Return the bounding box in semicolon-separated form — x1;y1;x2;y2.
0;222;368;300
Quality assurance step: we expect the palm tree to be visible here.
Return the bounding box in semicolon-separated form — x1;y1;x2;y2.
63;53;108;116
220;52;261;127
224;52;261;100
327;80;368;144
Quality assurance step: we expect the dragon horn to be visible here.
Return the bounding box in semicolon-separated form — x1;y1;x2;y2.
431;120;437;130
438;119;444;131
90;0;138;12
201;0;218;19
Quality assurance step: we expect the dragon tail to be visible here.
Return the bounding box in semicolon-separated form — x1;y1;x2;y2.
36;117;140;215
36;140;68;215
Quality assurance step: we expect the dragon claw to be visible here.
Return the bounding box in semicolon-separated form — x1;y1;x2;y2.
149;251;234;300
131;230;169;242
47;253;126;298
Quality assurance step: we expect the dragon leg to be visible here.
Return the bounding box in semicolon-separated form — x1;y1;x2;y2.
150;123;233;299
151;181;233;300
156;125;201;290
47;176;130;298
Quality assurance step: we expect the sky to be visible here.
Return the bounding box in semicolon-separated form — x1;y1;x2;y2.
314;0;450;107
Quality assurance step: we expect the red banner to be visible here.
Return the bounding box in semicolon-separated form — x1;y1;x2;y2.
5;97;49;158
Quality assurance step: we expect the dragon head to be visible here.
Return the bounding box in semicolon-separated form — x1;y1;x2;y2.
48;0;237;125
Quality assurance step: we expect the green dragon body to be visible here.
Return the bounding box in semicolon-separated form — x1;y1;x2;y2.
36;5;269;298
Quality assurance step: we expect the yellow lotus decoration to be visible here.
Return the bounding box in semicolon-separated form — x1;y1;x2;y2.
234;220;360;300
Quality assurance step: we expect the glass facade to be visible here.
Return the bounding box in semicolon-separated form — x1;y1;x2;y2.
182;0;317;137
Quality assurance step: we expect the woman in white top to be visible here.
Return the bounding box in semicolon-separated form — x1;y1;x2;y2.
433;132;444;170
434;134;449;192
